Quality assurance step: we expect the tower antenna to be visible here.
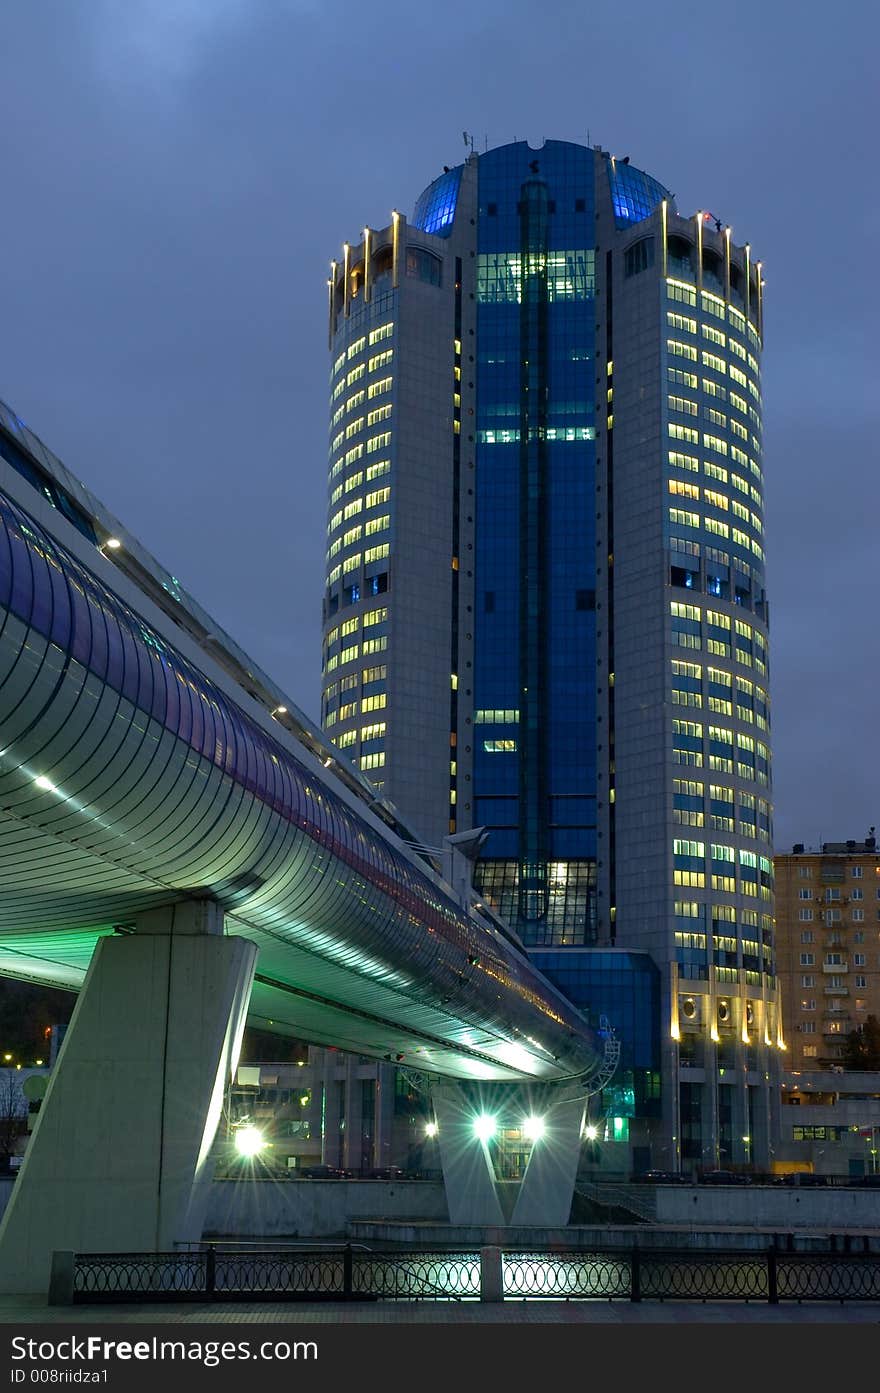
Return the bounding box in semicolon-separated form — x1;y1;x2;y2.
462;131;475;155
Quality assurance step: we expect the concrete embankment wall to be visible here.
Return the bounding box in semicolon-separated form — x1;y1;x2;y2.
650;1186;880;1229
204;1179;449;1238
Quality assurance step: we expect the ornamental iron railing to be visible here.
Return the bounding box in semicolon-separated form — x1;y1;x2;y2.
54;1244;880;1306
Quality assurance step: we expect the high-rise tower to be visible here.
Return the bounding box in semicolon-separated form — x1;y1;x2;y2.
322;140;779;1171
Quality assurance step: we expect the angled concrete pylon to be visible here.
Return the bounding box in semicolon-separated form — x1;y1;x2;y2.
430;1080;588;1229
0;900;256;1294
431;1083;505;1226
511;1094;586;1226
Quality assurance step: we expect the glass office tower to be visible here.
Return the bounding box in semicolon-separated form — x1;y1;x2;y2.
322;140;779;1171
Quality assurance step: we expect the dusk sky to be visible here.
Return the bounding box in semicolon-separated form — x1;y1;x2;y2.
1;0;877;854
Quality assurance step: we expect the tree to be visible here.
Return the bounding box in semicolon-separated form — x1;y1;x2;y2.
0;1072;26;1173
842;1015;880;1071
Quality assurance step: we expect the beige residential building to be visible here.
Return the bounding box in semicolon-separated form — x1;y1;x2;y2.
775;835;880;1070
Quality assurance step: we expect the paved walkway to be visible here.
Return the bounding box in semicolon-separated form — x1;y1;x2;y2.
1;1294;878;1323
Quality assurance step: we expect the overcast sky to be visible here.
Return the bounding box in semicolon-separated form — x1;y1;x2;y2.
1;0;877;854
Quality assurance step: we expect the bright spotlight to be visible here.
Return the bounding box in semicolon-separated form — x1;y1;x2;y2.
522;1115;545;1143
473;1114;497;1143
425;1121;438;1139
234;1125;266;1157
584;1124;599;1142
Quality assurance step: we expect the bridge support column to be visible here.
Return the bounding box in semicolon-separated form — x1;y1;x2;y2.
511;1093;585;1226
0;900;256;1294
430;1081;588;1229
431;1083;505;1226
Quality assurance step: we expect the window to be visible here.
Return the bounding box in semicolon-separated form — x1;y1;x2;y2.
368;348;393;372
798;889;811;900
368;322;393;346
799;953;814;966
668;366;699;389
405;247;442;285
624;238;654;277
668;339;698;362
851;864;864;878
800;931;814;943
359;752;385;771
855;975;867;988
853;953;866;966
669;424;700;445
801;975;815;988
798;909;813;922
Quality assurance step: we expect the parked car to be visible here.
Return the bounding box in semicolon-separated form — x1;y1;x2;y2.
853;1173;880;1187
637;1170;688;1184
779;1172;829;1187
699;1170;752;1185
297;1164;344;1179
367;1165;407;1180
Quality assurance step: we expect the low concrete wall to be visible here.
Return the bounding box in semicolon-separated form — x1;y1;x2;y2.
652;1186;880;1229
348;1220;876;1251
204;1179;449;1238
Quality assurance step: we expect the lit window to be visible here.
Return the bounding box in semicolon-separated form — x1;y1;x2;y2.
368;322;394;346
667;339;698;362
669;424;700;444
366;432;392;453
365;487;391;509
368;377;393;399
669;450;699;473
669;479;700;499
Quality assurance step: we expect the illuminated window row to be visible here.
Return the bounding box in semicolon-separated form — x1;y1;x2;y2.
369;322;393;345
474;708;519;723
476;426;596;444
368;348;393;372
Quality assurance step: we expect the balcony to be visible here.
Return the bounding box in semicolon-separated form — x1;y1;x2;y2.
823;984;849;996
822;961;848;973
820;865;845;882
